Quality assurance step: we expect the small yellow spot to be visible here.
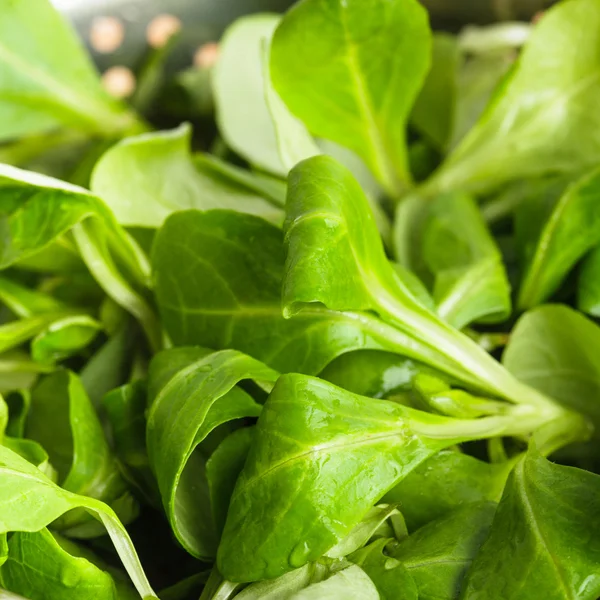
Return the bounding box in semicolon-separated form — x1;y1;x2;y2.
102;66;136;98
194;42;220;69
90;16;125;54
146;14;182;48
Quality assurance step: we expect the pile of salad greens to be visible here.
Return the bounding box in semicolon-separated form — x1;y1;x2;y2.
2;0;600;597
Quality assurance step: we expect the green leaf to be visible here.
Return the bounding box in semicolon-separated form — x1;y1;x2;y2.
410;34;459;151
289;565;379;600
271;0;431;194
0;529;119;600
284;155;556;411
429;0;600;194
0;444;156;599
578;245;600;316
0;0;140;141
234;562;331;600
146;349;278;559
0;165;159;349
384;450;513;531
349;538;418;600
25;370;137;537
462;451;600;600
516;167;600;310
91;124;282;228
326;504;401;559
31;315;102;364
213;14;317;176
0;275;67;317
391;502;496;600
451;51;512;149
217;373;515;582
0;313;76;356
103;381;159;507
206;427;254;536
152;209;451;375
503;305;600;429
319;350;437;399
395;191;511;329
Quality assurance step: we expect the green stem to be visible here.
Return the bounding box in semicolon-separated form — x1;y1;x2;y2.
375;288;563;417
412;402;569;443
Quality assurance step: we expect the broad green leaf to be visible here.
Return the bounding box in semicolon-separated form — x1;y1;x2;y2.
350;538;417;600
391;502;496;600
284;155;555;410
516;167;600;310
103;381;159;507
91;124;282;228
462;451;600;600
395;191;511;329
0;444;156;599
271;0;431;194
26;370;137;537
410;34;459;151
384;450;513;531
206;427;254;536
217;373;519;582
152;209;452;376
0;529;119;600
213;14;317;175
290;565;378;600
31;315;102;364
0;164;159;349
0;0;140;141
503;305;600;428
429;0;600;194
147;349;277;559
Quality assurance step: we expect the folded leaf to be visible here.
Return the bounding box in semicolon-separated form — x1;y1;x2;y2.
218;374;514;581
271;0;431;194
152;209;449;375
0;529;119;600
462;450;600;599
26;370;137;537
147;349;278;559
284;155;555;410
0;445;156;599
